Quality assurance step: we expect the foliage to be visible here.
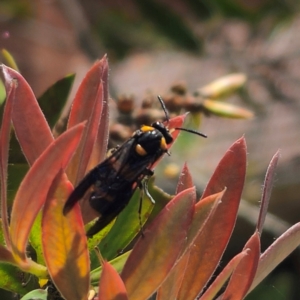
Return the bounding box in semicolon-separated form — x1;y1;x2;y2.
0;56;298;300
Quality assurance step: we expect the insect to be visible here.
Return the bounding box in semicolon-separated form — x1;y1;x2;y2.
63;96;207;237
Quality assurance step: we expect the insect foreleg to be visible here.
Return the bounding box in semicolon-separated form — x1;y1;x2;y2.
142;179;155;204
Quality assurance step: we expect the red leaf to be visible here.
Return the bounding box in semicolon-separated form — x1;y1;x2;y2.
0;66;14;248
1;65;53;166
187;189;225;246
202;136;246;199
148;190;224;299
121;187;196;300
9;123;85;263
88;56;110;168
0;244;15;264
42;171;89;300
222;232;260;300
177;137;247;299
257;150;280;234
177;190;225;299
156;249;190;300
67;57;108;185
250;222;300;292
176;162;194;194
98;261;128;300
201;250;249;300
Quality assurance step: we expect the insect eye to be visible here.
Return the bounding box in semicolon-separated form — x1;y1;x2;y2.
151;122;173;144
135;144;147;156
151;121;164;131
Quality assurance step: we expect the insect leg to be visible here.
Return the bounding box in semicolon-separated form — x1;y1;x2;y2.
137;178;156;237
142;179;155;204
138;181;145;237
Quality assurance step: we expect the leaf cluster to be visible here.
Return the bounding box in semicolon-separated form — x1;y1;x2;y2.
0;56;297;300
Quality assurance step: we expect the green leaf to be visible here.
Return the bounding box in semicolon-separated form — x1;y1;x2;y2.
29;212;45;266
195;73;246;99
145;177;173;224
0;264;39;296
99;189;154;261
1;49;19;71
90;251;131;286
7;164;28;205
20;289;48;300
0;79;5;105
203;99;254;119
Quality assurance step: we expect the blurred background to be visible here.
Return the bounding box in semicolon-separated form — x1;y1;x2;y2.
1;0;300;298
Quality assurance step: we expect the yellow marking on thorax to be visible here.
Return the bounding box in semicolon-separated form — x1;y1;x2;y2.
136;144;147;156
160;137;167;150
140;125;154;132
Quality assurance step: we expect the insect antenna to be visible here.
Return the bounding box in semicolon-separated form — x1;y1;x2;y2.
174;127;207;138
157;95;170;124
157;95;207;138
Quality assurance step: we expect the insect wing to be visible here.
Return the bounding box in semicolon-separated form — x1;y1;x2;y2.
63;165;105;215
63;137;138;215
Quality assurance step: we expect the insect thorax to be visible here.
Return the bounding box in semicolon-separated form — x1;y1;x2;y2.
136;126;170;156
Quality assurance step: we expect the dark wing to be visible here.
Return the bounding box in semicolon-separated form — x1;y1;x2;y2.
112;144;163;183
63;166;100;215
63;137;138;215
85;185;135;237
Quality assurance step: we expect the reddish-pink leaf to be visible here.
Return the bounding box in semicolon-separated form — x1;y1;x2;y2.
1;65;53;166
157;190;223;299
250;222;300;293
42;171;89;300
87;56;109;168
201;136;246;199
68;57;107;129
177;137;247;299
0;244;15;264
177;191;225;300
75;82;103;184
201;250;249;300
187;189;226;246
176;162;194;194
257;150;280;234
0;66;14;248
156;249;190;300
9;123;85;263
221;232;260;300
98;261;129;300
121;187;196;300
67;57;107;185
